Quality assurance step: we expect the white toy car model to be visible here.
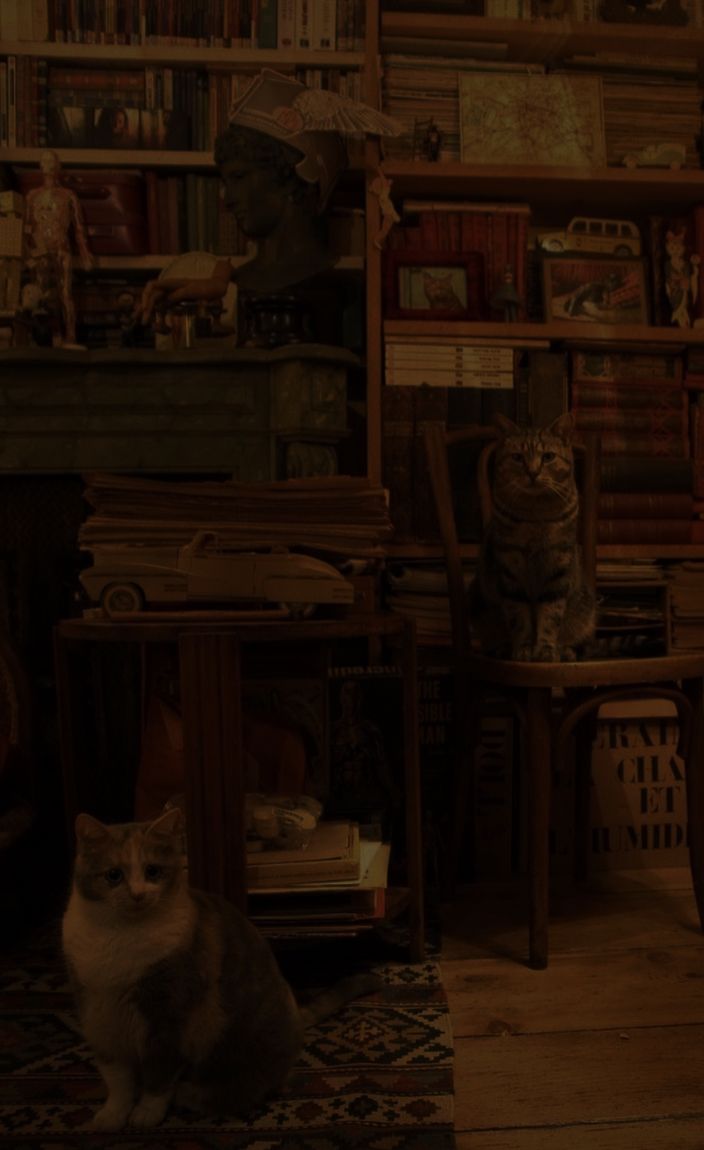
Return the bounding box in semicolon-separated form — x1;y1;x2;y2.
622;142;686;169
79;531;355;617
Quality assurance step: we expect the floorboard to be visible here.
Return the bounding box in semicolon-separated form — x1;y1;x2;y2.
440;867;704;1146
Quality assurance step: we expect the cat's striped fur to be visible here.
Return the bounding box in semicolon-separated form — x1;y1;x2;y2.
62;810;378;1132
468;412;595;661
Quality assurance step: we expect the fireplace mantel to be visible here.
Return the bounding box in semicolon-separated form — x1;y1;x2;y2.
0;345;358;477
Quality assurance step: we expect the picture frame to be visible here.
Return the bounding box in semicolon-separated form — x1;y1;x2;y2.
383;250;487;321
542;256;649;325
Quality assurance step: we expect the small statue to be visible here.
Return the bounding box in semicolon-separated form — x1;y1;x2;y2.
664;226;700;328
368;169;400;250
23;150;93;347
423;119;442;162
491;264;522;322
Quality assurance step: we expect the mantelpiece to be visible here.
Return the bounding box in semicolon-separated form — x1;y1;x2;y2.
0;344;358;477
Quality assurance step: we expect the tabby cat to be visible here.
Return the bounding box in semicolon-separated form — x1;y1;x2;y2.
62;809;378;1131
468;412;595;661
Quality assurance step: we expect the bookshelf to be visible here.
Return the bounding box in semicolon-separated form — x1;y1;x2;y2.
369;5;704;593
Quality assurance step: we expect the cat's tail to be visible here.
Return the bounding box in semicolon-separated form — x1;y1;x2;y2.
299;972;382;1028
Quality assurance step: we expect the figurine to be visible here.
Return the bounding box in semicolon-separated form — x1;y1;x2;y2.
664;226;700;327
23;150;93;347
368;168;400;250
491;265;521;322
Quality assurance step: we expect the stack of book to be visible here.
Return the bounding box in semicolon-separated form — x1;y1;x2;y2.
570;348;697;544
78;472;394;560
667;561;704;650
246;820;393;939
385;561;474;645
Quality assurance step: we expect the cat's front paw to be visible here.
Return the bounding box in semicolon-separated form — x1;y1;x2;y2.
129;1093;170;1129
90;1102;131;1132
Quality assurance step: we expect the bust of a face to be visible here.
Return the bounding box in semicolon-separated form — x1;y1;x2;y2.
220;158;297;239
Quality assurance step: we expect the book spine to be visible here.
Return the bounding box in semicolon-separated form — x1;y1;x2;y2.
583;432;689;458
413;385;447;541
571;381;685;407
598;492;694;518
381;385;415;541
597;519;694;543
573;407;688;434
7;57;16;148
571;348;683;385
257;0;276;45
600;456;693;493
294;0;311;47
276;0;294;47
313;0;335;47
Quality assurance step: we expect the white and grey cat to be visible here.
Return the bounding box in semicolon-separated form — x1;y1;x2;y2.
62;809;378;1132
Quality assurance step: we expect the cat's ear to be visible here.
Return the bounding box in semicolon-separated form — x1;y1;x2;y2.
494;413;520;437
548;412;575;442
146;807;185;838
75;813;111;842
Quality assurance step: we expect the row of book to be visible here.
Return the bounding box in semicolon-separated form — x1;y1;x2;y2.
0;0;365;51
381;344;704;545
381;55;702;168
0;58;363;150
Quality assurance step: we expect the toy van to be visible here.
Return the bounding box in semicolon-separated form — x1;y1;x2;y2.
539;217;642;258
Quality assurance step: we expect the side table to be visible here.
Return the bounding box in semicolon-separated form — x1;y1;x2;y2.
54;614;425;961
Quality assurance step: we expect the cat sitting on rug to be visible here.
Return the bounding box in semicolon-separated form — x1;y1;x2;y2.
468;412;596;662
62;809;378;1132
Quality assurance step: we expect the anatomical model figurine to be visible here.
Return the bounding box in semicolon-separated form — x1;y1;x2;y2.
23;150;93;347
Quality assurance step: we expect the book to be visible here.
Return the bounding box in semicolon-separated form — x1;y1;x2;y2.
516;348;568;427
597;518;694;543
573;405;688;434
599;455;693;492
571;349;683;384
571;381;685;408
276;0;295;47
246;820;360;888
598;492;694;517
578;431;689;457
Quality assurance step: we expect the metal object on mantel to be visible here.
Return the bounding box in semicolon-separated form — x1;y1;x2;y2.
0;344;356;479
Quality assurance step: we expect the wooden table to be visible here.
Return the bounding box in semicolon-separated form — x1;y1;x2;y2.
54;613;425;961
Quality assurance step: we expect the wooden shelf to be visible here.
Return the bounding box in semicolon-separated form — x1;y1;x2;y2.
381;11;704;61
0;41;366;67
382;161;704;213
385;541;704;561
82;254;364;273
384;319;704;346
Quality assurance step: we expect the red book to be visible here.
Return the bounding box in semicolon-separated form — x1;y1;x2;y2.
598;492;694;518
597;519;693;543
571;381;685;408
579;431;689;458
573;405;688;435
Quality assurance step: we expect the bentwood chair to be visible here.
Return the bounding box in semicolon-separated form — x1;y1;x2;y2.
424;421;704;968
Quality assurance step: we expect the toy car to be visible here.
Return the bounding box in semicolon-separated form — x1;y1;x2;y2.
538;216;641;258
79;531;355;617
622;142;686;170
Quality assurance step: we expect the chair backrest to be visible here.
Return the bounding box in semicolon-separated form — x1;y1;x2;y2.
424;421;600;662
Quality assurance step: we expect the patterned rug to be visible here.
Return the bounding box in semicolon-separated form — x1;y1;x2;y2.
0;941;455;1149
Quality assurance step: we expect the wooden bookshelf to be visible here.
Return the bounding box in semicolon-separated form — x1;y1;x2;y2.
0;41;366;67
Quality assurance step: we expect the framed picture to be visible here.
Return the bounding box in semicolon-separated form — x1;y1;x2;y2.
384;250;486;321
542;256;649;324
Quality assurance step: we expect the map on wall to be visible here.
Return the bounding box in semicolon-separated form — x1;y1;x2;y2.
459;73;606;167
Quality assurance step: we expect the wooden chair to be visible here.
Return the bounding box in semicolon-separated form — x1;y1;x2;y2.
424;421;704;968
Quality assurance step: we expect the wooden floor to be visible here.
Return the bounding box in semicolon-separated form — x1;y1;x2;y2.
439;867;704;1149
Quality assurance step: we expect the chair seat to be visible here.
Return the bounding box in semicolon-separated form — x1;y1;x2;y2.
461;652;704;688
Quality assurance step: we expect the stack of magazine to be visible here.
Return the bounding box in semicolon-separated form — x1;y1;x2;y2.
246;819;395;939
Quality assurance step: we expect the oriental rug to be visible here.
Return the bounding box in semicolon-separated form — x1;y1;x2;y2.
0;943;455;1149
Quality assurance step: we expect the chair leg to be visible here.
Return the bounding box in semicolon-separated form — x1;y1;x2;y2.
682;676;704;934
447;690;481;893
525;687;553;970
574;712;598;883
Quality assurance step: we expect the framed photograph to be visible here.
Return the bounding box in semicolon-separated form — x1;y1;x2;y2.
384;250;487;321
542;257;649;324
